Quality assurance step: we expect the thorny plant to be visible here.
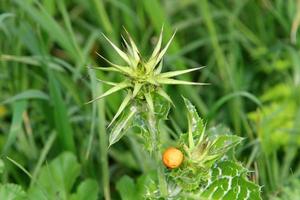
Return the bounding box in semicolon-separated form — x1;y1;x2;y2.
90;29;262;199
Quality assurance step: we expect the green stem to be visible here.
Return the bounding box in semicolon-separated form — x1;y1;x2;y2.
148;111;168;197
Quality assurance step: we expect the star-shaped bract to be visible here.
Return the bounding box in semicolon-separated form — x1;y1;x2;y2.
88;28;208;127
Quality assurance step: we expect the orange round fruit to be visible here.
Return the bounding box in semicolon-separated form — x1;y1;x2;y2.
162;147;184;169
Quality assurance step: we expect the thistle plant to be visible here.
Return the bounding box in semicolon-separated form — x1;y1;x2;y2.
90;29;262;199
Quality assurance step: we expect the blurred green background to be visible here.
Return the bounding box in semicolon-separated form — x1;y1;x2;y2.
0;0;300;199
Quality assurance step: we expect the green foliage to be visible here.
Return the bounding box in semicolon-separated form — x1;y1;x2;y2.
248;83;300;153
0;152;99;200
31;152;99;200
272;178;300;200
166;99;261;199
169;99;244;191
0;184;27;200
116;174;157;200
0;0;298;199
201;160;261;200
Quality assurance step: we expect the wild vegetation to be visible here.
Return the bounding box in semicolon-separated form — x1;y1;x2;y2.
0;0;299;199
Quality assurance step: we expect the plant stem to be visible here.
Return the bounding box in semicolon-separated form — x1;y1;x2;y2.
148;111;168;197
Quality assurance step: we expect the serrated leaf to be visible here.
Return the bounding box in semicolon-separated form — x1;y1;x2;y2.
183;97;205;148
210;135;243;154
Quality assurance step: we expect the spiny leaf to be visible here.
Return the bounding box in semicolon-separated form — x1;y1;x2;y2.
95;52;132;74
123;27;140;61
201;160;262;200
86;81;130;104
157;78;209;85
109;107;137;147
150;26;164;60
121;35;138;67
96;79;118;86
157;87;174;106
101;33;131;65
210;135;243;153
154;30;176;67
144;93;154;113
159;66;206;78
183;97;204;149
132;83;143;98
108;91;132;127
88;66;119;72
146;28;164;72
154;59;163;75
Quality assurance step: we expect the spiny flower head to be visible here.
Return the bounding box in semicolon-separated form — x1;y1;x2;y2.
88;28;208;126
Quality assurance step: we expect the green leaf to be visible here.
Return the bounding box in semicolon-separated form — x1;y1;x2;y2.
70;179;99;200
2;100;27;154
1;90;49;105
48;69;75;152
108;91;132;127
0;159;4;174
156;88;174;106
116;173;157;200
95;52;133;75
154;31;176;67
123;27;140;61
102;33;131;65
0;184;27;200
153;93;171;120
132;83;143;98
28;152;81;200
109;106;137;147
200;160;262;200
159;66;205;78
86;81;130;104
210;135;243;154
14;0;77;60
157;77;209;86
116;176;137;200
183;97;205;148
149;27;163;60
144;93;154;113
